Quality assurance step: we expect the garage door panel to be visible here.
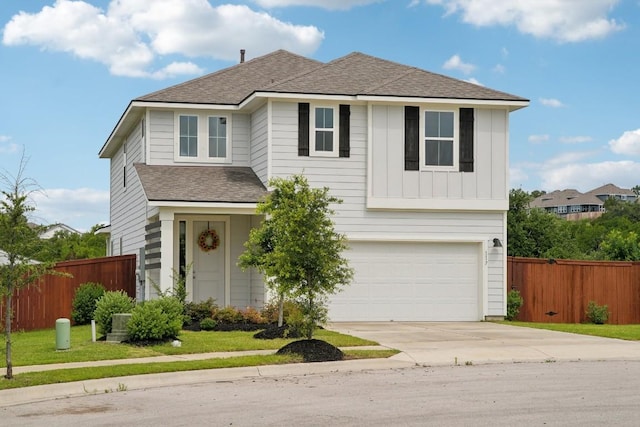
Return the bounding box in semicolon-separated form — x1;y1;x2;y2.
329;242;480;321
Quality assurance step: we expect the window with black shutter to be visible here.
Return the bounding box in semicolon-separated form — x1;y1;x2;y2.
298;102;310;156
459;108;474;172
404;106;419;171
339;104;350;158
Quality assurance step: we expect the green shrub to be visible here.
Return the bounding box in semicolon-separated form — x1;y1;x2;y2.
93;290;135;335
127;297;183;341
71;282;105;325
199;317;217;331
184;298;218;324
586;300;609;324
506;289;524;321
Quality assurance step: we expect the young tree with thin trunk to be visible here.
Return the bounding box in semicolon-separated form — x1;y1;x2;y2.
239;174;353;339
0;156;56;379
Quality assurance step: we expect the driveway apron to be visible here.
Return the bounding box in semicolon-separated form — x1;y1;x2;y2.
328;321;640;365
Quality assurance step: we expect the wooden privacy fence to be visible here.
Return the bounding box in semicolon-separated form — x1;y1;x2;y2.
507;257;640;324
1;255;136;331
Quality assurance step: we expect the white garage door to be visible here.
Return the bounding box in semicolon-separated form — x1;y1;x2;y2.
329;242;481;321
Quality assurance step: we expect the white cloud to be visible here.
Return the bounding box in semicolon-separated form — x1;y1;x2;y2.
493;64;506;74
509;167;529;188
559;136;592;144
442;54;476;74
0;135;18;154
609;129;640;155
465;77;483;86
3;0;324;78
254;0;381;9
540;98;564;108
425;0;624;42
541;160;640;192
31;188;110;232
528;134;549;143
501;47;509;58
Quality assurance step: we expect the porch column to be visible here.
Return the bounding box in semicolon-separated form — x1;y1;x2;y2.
158;211;175;296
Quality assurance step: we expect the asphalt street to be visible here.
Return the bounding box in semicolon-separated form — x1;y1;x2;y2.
4;360;640;426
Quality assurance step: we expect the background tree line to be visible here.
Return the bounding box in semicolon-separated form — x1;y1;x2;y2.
508;188;640;261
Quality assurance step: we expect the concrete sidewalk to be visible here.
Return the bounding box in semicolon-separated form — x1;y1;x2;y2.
3;322;640;408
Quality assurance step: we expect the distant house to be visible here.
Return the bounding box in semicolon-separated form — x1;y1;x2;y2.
99;49;528;321
530;183;637;220
39;223;81;239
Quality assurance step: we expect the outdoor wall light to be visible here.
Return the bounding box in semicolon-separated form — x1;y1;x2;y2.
492;238;503;248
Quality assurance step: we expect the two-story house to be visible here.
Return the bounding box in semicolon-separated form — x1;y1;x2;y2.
99;50;528;321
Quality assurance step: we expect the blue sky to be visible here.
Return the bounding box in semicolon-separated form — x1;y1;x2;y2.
1;0;639;231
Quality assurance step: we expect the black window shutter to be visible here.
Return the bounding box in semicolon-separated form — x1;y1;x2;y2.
339;104;350;158
298;103;310;156
459;108;474;172
404;106;419;171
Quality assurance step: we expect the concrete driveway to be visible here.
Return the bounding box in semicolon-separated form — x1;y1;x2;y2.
328;321;640;365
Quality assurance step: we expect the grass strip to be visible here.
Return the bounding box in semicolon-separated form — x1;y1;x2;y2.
0;350;397;390
506;321;640;341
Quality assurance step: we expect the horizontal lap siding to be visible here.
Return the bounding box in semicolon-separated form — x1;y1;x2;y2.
232;113;250;166
111;120;147;260
148;110;174;165
251;104;268;184
270;101;506;317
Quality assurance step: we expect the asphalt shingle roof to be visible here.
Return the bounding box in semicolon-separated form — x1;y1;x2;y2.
134;164;267;203
135;50;321;105
135;50;527;105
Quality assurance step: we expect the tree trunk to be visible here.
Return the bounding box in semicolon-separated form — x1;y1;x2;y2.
4;293;13;379
277;293;284;328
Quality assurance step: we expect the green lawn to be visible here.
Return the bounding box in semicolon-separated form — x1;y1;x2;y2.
0;325;396;390
0;325;379;367
507;321;640;341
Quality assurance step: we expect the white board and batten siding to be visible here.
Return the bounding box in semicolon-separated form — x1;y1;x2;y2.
268;100;507;321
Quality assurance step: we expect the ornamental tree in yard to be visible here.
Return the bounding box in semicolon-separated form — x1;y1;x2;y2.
0;157;58;379
239;174;353;339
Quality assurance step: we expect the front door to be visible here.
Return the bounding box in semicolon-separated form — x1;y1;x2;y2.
192;221;225;303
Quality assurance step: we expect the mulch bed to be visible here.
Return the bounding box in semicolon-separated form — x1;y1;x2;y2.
276;339;344;362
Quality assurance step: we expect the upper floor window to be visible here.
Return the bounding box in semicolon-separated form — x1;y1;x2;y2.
405;107;473;172
175;112;231;163
179;115;198;157
424;111;455;168
208;117;227;158
313;107;336;155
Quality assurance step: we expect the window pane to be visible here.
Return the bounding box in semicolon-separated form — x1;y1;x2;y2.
425;112;439;137
180;115;197;157
315;131;333;151
440;140;453;165
315;108;333;129
425;140;439;166
208;117;227;158
440;112;454;138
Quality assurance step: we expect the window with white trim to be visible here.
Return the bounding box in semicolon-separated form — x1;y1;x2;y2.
208;116;227;158
424;110;455;167
175;112;231;163
311;106;338;157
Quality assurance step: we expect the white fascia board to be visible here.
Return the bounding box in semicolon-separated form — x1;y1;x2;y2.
147;201;258;214
100;102;137;158
366;197;508;211
131;101;240;111
248;92;359;104
356;95;529;111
